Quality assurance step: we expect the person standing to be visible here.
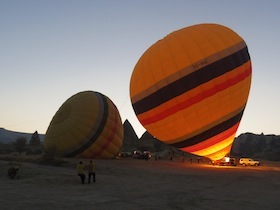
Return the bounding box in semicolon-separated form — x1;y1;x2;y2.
88;160;96;183
76;161;85;184
181;151;185;163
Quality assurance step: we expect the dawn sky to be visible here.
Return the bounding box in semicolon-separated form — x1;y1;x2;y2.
1;0;280;137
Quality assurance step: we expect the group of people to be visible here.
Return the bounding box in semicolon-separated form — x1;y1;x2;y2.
76;160;96;184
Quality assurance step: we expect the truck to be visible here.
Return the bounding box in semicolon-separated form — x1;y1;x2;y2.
239;158;260;166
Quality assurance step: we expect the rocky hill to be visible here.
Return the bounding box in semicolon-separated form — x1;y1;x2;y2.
133;129;280;161
0;128;44;144
232;133;280;161
122;120;170;152
122;120;140;151
1;123;280;161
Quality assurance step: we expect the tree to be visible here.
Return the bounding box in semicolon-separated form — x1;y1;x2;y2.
29;131;41;146
13;137;27;155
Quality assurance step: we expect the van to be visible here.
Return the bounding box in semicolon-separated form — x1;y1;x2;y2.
239;158;260;166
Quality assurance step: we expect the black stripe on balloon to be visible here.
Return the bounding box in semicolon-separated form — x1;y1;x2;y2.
65;92;108;157
170;109;244;148
133;47;250;115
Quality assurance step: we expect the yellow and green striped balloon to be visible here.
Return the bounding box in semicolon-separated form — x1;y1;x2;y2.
44;91;123;159
130;23;252;161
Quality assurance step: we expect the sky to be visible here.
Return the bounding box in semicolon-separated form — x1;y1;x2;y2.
1;0;280;138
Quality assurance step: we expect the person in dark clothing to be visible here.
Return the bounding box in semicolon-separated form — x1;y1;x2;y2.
88;160;96;183
76;161;85;184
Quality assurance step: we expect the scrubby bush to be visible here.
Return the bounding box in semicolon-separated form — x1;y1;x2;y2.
13;137;27;155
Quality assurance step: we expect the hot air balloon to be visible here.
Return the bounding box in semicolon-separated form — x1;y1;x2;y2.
130;23;252;161
44;91;123;159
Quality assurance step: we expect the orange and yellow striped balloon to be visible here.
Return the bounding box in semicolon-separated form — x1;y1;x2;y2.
44;91;123;159
130;24;252;161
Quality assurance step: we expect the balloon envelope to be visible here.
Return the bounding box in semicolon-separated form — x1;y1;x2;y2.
130;24;252;161
44;91;123;159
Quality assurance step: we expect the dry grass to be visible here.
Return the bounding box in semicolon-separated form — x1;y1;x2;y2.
0;155;280;210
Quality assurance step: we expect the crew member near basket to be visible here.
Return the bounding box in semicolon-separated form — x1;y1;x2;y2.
88;160;96;183
76;161;85;184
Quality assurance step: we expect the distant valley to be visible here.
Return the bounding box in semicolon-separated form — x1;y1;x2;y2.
0;128;45;144
1;121;280;161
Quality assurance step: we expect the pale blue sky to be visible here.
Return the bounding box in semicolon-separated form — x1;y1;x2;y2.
1;0;280;137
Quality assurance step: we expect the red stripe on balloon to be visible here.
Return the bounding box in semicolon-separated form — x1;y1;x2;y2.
183;122;239;153
140;67;251;125
94;108;119;157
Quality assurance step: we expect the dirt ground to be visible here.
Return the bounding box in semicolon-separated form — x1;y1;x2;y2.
0;157;280;210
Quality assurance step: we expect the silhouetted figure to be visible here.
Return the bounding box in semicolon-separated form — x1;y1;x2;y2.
182;152;185;162
76;161;85;184
8;167;18;179
87;160;96;183
169;150;174;161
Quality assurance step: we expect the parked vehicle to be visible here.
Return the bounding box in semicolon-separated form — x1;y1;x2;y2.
132;150;142;159
212;157;236;166
132;150;152;160
239;158;260;166
141;151;152;160
118;152;131;158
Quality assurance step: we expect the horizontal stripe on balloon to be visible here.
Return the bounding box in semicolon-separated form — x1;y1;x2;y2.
184;122;239;153
131;41;247;104
140;66;251;126
132;46;250;115
170;109;244;148
192;133;235;157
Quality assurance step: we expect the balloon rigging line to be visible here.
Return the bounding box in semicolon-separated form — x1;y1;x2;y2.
119;95;130;112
